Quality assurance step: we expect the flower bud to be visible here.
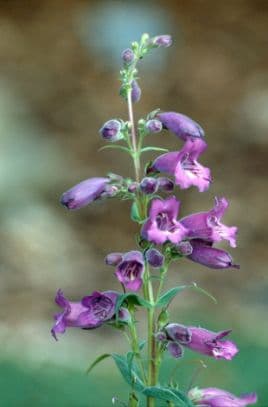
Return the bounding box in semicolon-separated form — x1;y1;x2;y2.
60;177;109;210
131;80;141;103
155;331;167;342
177;241;193;256
145;248;164;268
121;48;135;64
145;119;163;133
157;111;204;141
128;182;139;193
158;177;174;193
105;252;123;266
152;35;172;48
140;177;158;194
99;119;122;142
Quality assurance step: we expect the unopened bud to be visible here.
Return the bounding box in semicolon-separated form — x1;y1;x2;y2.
99;120;122;142
131;80;141;103
121;48;135;64
145;119;163;133
128;182;139;193
105;252;123;266
152;35;172;48
158;177;174;192
140;177;158;194
145;248;164;268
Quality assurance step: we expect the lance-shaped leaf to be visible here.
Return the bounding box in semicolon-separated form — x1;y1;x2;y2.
86;353;111;375
156;284;217;308
142;386;194;406
112;353;144;392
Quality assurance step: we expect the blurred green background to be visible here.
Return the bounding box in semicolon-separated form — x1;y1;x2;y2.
0;0;267;406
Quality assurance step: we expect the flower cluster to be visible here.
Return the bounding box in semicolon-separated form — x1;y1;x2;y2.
51;33;257;407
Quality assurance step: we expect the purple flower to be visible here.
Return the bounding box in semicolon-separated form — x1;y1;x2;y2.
131;80;141;103
51;290;126;340
99;119;122;142
158;177;174;193
121;48;135;64
157;111;204;141
145;119;163;133
165;324;238;360
60;177;110;210
152;139;211;192
105;252;123;266
181;197;238;247
115;251;145;292
188;387;257;406
188;240;240;270
152;35;172;48
145;248;164;268
140;177;158;194
141;196;188;245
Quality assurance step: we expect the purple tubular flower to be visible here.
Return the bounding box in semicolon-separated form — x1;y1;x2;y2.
157;111;204;141
131;80;141;103
140;177;158;194
188;240;240;270
60;177;110;210
51;290;123;340
115;251;145;292
182;326;238;360
141;196;188;245
152;139;211;192
99;119;122;142
188;387;257;407
145;248;164;268
181;197;238;247
152;35;172;48
121;48;135;64
145;119;163;133
105;252;123;266
158;177;174;193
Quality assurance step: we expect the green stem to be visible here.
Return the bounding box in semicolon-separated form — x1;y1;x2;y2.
127;90;140;183
129;314;146;383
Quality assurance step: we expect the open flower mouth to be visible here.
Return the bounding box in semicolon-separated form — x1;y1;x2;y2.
91;296;113;320
156;212;176;232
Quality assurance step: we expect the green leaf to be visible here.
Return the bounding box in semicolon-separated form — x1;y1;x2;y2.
130;202;142;223
86;353;111;374
115;293;152;320
141;146;169;153
99;144;131;155
142;386;193;406
156;286;188;308
112;353;144;392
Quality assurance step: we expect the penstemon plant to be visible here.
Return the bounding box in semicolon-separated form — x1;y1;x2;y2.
52;34;258;407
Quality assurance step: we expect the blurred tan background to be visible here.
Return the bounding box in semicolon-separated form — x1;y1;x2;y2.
0;0;267;405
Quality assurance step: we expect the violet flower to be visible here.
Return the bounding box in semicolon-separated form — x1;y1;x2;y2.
131;80;141;103
165;323;238;360
141;196;188;245
188;387;257;407
60;177;110;210
152;138;211;192
115;251;145;292
181;197;238;247
145;119;163;133
99;119;122;142
188;239;240;270
51;289;126;340
157;111;204;141
145;248;164;268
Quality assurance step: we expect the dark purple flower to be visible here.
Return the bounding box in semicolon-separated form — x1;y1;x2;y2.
157;111;204;141
188;240;240;270
167;341;184;358
152;35;172;48
181;197;238;247
105;252;123;266
115;251;145;292
140;177;158;194
141;196;188;245
131;80;141;103
145;119;163;133
152;138;211;192
51;290;125;340
121;48;135;64
145;248;164;268
188;387;257;407
60;177;110;210
158;177;174;193
166;324;238;360
99;119;122;142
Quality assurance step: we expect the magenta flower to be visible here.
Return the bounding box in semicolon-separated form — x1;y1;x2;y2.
60;177;110;210
141;196;188;245
181;197;238;247
152;139;211;192
51;290;128;340
115;250;145;292
188;387;257;407
165;323;238;360
157;111;204;141
188;239;240;270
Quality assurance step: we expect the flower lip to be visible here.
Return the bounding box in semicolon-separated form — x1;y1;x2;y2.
188;387;257;407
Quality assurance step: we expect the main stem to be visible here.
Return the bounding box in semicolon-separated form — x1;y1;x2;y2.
127;91;140;183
